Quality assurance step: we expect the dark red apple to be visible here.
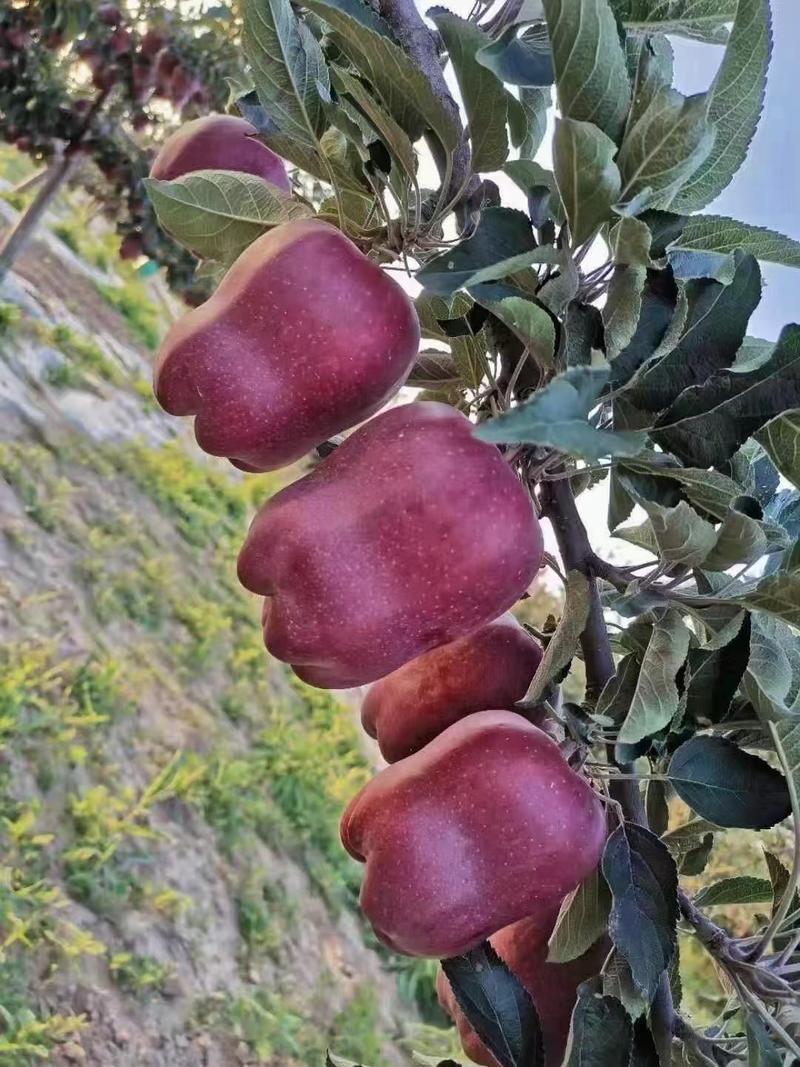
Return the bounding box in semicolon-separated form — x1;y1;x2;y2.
119;232;143;260
149;113;290;193
237;403;543;685
339;710;606;957
437;912;609;1066
361;614;543;762
155;219;420;473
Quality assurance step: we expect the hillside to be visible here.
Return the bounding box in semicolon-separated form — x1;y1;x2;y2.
0;176;445;1066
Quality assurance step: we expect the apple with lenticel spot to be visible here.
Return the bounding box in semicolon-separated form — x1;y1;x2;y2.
153;219;420;472
339;710;607;957
237;403;543;686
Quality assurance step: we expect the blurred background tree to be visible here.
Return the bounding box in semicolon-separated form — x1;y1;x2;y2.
0;0;242;301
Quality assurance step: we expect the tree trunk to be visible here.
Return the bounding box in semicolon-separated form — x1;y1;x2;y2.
0;152;74;284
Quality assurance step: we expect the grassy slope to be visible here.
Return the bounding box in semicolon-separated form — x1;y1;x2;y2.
0;169;456;1066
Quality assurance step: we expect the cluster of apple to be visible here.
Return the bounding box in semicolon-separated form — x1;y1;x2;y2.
150;115;608;1064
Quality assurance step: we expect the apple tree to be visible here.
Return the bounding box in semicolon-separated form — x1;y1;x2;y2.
143;0;800;1062
0;0;241;300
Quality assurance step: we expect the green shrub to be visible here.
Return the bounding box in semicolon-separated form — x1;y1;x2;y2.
46;323;124;387
97;280;160;350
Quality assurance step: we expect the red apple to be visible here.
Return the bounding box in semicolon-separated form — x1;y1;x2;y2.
437;912;609;1066
339;710;606;957
155;220;420;473
237;403;543;685
149;113;290;193
119;232;143;260
361;615;543;762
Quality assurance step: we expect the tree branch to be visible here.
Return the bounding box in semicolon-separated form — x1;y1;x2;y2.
376;0;477;214
539;474;676;1055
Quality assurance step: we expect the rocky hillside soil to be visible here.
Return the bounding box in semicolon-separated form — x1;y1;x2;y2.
0;185;443;1067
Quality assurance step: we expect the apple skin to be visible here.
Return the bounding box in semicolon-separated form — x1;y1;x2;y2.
437;912;609;1066
149;113;290;192
361;614;543;762
238;404;543;685
154;219;421;472
339;710;606;957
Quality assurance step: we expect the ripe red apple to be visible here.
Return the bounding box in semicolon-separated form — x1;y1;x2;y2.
339;710;606;957
119;232;144;260
361;615;543;762
237;403;543;685
149;114;290;193
437;912;609;1066
140;28;165;57
155;219;420;473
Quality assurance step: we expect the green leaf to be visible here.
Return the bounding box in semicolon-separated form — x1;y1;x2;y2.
669;735;792;830
625;32;673;131
617;88;715;209
764;847;800;921
653;324;800;468
596;652;642;721
672;0;772;212
553;118;621;246
631;253;762;414
559;301;605;370
508;87;552;159
609;0;736;42
430;10;509;173
417;208;557;295
743;616;797;722
681;612;751;727
242;0;329;159
619;459;743;521
442;944;544;1067
563;984;633;1066
703;503;767;572
523;570;591;702
476;23;555;87
601;953;649;1021
537;253;580;315
604;265;647;361
475;368;647;460
602;823;678;1000
329;66;417;178
304;0;460;157
502;161;564;223
543;0;631;143
668;214;800;273
662;818;721;857
470;284;556;368
633;495;717;569
406;350;462;389
757;410;800;492
144;171;313;264
616;608;692;744
695;876;773;908
609;215;653;266
548;869;611;964
609;270;679;388
732;572;800;634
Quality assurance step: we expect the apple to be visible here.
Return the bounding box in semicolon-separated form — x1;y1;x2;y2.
237;403;543;684
339;710;606;957
119;232;144;260
149;113;290;193
155;219;420;473
437;911;609;1066
361;614;543;762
